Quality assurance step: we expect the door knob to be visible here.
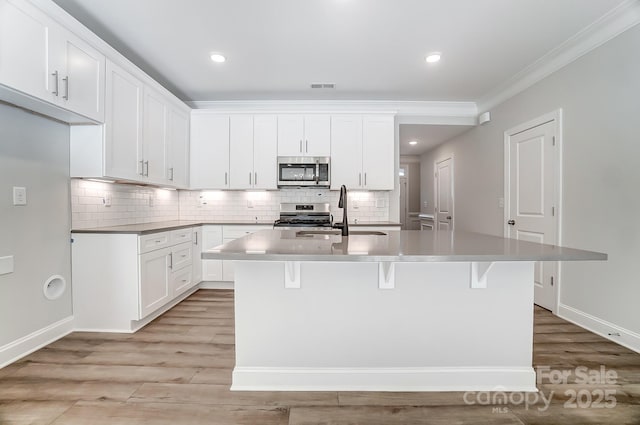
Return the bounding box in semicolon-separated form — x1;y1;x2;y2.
446;216;452;220
507;219;516;225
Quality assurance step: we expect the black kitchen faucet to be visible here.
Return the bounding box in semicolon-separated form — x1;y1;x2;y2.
333;185;349;236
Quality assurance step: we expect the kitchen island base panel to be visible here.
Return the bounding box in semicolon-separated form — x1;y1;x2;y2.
233;261;536;392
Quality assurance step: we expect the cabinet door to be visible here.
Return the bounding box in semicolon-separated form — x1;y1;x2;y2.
192;227;203;284
0;0;51;100
143;87;168;184
331;115;362;190
190;114;229;189
104;60;143;181
202;226;223;281
60;31;105;122
139;247;171;318
167;106;190;187
229;115;254;189
277;114;304;156
304;114;331;156
362;115;395;190
253;115;278;190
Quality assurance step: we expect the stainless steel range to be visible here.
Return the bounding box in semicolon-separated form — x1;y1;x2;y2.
273;203;332;229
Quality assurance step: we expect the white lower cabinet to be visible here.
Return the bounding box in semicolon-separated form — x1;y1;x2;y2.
201;224;271;282
72;227;198;332
139;246;172;318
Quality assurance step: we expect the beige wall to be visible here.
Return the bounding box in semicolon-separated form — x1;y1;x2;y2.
420;25;640;338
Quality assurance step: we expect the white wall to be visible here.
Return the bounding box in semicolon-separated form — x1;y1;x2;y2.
420;25;640;345
0;103;73;349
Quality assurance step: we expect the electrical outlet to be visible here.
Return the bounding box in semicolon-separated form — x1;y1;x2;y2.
423;201;428;208
247;200;254;208
103;192;112;207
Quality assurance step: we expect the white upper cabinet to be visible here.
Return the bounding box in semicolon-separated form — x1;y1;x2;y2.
104;59;143;181
56;30;105;122
278;114;330;157
0;0;105;122
0;0;51;101
331;115;363;189
252;115;278;190
167;106;190;188
190;113;230;189
142;87;168;184
229;115;254;190
331;114;394;190
192;113;278;190
362;115;394;190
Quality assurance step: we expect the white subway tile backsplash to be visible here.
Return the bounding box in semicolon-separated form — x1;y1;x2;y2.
71;179;390;229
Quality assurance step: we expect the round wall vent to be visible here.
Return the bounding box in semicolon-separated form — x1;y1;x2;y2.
43;275;66;300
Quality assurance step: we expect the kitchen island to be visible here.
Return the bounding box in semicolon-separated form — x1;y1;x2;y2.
204;229;606;392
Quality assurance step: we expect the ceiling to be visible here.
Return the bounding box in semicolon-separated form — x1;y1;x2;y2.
51;0;625;102
399;124;472;156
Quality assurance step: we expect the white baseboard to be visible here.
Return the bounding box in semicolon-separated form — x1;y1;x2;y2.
558;303;640;353
199;281;234;290
0;316;74;369
231;367;537;392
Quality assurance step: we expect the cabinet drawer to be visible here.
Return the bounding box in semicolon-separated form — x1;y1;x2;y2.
223;225;271;240
171;242;192;271
172;267;193;296
171;228;193;244
139;231;171;253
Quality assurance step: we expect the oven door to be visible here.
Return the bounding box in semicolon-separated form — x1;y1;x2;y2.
277;157;330;187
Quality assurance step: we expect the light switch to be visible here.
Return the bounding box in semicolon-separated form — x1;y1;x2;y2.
13;187;27;205
0;256;14;275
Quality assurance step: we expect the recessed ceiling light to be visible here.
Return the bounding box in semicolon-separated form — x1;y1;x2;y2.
210;53;226;63
425;52;441;63
409;140;418;145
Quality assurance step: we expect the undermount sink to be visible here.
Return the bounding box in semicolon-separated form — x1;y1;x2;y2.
296;230;387;236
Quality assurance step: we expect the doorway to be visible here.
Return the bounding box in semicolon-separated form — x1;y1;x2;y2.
434;156;454;231
504;110;562;312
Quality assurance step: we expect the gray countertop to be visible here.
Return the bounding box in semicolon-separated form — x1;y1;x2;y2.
202;229;607;263
71;220;401;235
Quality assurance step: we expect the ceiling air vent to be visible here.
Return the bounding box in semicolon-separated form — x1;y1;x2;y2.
310;83;335;89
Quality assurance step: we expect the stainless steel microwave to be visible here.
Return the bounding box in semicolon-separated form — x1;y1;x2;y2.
277;157;330;188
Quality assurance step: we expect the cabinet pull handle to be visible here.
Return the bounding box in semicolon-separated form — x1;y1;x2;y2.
51;71;59;96
249;172;252;185
139;160;144;176
169;253;173;269
181;254;187;258
254;172;257;186
299;140;303;153
225;172;228;186
169;167;174;181
194;232;198;245
359;173;362;186
62;76;69;100
144;161;149;177
305;140;308;153
364;172;367;186
181;279;188;283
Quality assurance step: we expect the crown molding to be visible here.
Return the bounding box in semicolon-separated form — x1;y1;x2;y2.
478;0;640;113
189;100;478;119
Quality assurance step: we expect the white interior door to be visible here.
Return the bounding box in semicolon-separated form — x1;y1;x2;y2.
506;119;558;311
434;157;454;231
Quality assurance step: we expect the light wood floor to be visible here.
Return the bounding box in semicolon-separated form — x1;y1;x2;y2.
0;289;639;424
